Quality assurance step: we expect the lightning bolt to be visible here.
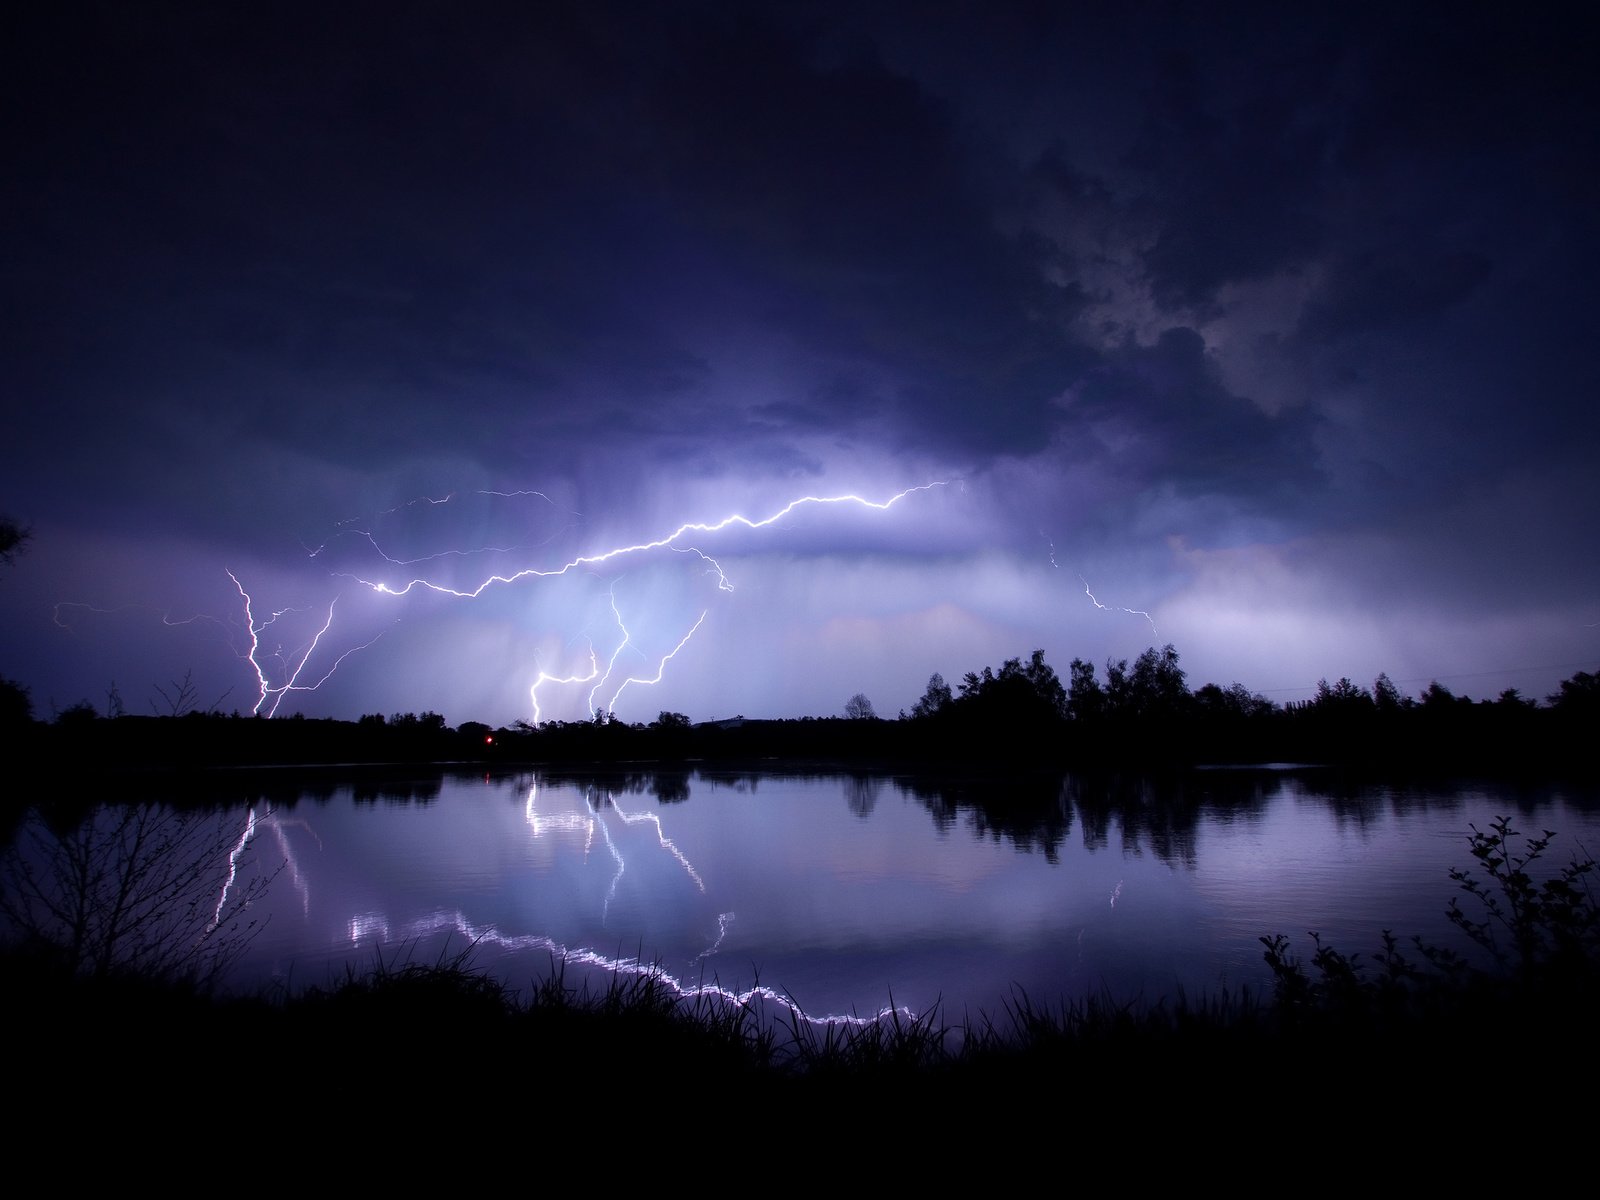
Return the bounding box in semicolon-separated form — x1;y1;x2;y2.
309;489;579;566
229;572;392;716
393;483;945;724
354;483;946;600
1080;576;1157;637
528;645;603;727
58;482;947;723
1041;535;1158;638
602;608;710;715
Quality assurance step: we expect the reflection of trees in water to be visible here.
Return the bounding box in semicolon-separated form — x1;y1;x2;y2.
844;774;882;818
1313;775;1585;831
895;774;1076;863
351;777;443;805
652;772;692;804
428;764;1581;874
897;770;1284;867
535;768;695;803
1065;771;1291;867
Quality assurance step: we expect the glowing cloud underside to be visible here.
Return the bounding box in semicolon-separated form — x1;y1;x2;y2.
225;483;947;722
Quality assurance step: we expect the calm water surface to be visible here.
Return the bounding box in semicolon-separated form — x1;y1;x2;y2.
115;768;1600;1023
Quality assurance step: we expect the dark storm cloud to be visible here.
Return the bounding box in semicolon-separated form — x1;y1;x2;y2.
3;2;1596;722
1121;42;1335;312
5;1;1091;482
6;2;1595;509
1061;326;1322;509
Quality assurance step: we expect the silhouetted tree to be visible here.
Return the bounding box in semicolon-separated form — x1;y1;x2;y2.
1193;681;1273;720
1314;677;1373;712
1018;649;1068;717
1066;658;1103;722
1373;672;1406;711
1;804;279;989
951;650;1069;734
1420;681;1470;710
150;668;220;717
909;673;953;719
0;676;31;727
1104;656;1131;714
390;710;448;732
54;699;97;726
843;693;877;720
1548;669;1600;713
1127;644;1189;721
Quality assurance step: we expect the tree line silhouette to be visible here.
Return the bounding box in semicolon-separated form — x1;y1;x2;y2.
6;644;1596;776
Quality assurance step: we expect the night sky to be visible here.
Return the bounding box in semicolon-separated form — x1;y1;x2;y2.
3;2;1596;727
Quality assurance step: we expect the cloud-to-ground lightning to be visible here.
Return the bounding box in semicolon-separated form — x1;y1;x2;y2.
596;607;709;716
527;589;710;724
55;482;946;723
351;482;946;723
228;572;392;717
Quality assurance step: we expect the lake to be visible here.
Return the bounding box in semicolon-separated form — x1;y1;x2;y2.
14;765;1600;1031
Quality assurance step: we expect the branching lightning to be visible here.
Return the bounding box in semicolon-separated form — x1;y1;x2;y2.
603;608;710;715
355;483;945;601
228;571;391;716
310;489;579;567
57;481;946;723
368;482;945;724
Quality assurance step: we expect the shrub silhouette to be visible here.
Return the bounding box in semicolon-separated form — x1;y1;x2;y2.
1;803;280;991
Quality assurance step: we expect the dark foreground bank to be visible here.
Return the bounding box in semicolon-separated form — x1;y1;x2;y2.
7;817;1596;1178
